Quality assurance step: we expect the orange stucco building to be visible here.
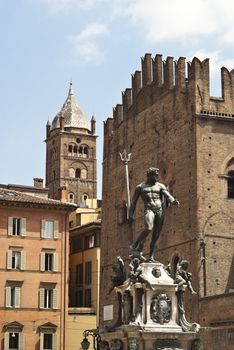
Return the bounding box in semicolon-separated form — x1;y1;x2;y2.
0;187;76;350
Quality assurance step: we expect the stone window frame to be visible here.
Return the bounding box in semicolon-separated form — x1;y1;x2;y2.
4;321;24;350
41;220;59;240
38;322;58;350
40;250;58;273
219;156;234;199
8;217;26;237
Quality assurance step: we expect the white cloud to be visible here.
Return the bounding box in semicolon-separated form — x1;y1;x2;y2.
34;0;98;14
69;23;108;64
123;0;234;45
76;23;108;41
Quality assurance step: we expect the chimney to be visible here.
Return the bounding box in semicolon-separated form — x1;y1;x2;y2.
33;178;43;188
58;186;67;202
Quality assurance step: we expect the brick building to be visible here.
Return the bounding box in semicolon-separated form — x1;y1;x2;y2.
45;82;97;204
0;187;76;349
100;54;234;349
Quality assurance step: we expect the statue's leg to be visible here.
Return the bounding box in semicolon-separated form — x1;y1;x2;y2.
131;210;154;251
149;209;164;260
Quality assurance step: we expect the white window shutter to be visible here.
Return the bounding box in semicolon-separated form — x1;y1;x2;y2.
40;333;44;350
52;289;58;309
41;220;46;238
53;253;58;272
52;333;58;350
19;333;24;350
7;250;12;270
39;288;45;309
15;287;21;308
54;220;59;239
4;332;9;350
40;252;45;271
8;217;13;236
21;218;26;236
5;287;11;307
20;251;26;270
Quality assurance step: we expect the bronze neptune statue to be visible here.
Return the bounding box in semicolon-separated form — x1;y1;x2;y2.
128;167;179;262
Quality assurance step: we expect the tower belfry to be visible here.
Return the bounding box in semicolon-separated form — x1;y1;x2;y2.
45;82;97;204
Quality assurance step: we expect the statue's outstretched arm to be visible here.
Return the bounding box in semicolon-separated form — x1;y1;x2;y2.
161;186;180;206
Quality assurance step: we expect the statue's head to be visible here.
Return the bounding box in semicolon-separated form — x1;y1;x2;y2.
146;168;159;183
181;260;189;270
147;167;159;177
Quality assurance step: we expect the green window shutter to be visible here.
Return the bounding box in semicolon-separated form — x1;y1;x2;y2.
21;218;26;236
19;333;24;350
4;332;9;350
39;288;45;309
54;220;59;239
15;287;21;308
41;220;46;238
53;253;58;272
5;287;11;307
40;333;44;350
52;289;58;309
7;217;13;236
7;250;12;270
20;251;26;270
52;333;58;350
40;252;45;271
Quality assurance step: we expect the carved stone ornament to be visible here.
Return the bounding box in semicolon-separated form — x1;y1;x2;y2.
154;339;182;350
128;338;138;350
152;267;162;278
110;339;123;350
150;294;171;324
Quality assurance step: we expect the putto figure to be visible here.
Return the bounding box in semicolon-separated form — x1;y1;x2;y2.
128;167;179;262
175;259;196;294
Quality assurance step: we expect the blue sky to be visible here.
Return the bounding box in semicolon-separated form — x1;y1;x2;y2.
1;0;234;198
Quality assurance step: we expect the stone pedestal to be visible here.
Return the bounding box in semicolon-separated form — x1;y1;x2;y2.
101;262;200;350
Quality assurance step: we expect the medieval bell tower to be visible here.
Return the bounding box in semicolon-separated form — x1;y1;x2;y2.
45;82;97;204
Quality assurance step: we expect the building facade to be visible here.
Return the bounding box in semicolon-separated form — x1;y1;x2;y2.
100;54;234;349
0;188;76;350
45;82;97;205
66;203;101;350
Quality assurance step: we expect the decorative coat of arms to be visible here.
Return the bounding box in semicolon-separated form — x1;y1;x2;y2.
150;294;171;324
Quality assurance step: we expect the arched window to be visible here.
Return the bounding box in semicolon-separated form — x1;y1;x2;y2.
81;169;87;179
53;170;56;180
227;171;234;199
68;145;73;155
69;168;75;178
75;168;81;178
74;145;78;155
83;146;88;158
78;146;83;157
69;192;75;203
82;194;88;203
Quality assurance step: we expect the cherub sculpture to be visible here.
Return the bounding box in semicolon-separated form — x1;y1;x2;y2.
108;256;126;295
127;257;154;290
175;259;196;294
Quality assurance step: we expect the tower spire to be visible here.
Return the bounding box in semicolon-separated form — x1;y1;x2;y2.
68;81;74;95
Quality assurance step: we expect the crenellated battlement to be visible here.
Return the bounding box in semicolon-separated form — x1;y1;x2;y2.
110;53;234;129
